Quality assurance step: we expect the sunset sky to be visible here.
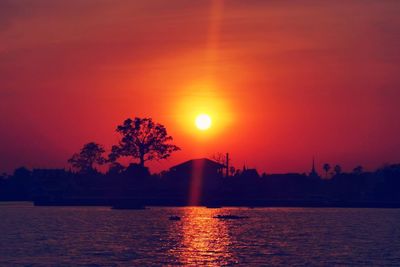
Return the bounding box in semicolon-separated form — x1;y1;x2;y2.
1;0;399;174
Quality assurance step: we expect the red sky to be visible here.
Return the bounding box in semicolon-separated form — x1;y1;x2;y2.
1;0;399;174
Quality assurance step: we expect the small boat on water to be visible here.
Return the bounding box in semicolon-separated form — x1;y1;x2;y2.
206;205;222;209
169;215;181;221
214;215;249;220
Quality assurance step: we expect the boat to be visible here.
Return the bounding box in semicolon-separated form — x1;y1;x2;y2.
214;215;249;220
169;215;181;221
206;205;222;209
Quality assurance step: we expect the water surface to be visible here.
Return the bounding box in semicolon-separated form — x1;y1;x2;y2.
0;203;399;266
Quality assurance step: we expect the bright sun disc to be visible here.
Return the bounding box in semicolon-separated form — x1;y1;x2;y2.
195;114;212;130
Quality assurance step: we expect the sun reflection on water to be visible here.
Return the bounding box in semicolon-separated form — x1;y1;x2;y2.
167;208;236;266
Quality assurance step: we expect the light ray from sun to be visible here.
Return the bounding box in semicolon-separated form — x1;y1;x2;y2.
186;0;225;206
205;0;224;78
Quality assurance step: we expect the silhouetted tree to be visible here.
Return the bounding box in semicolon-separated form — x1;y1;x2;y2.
211;152;233;177
12;167;33;196
107;162;125;175
353;165;363;175
211;152;226;165
229;166;236;176
109;117;180;167
323;163;331;178
68;142;106;173
13;167;31;178
334;164;342;175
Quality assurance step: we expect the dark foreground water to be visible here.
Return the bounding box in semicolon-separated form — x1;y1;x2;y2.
1;203;400;266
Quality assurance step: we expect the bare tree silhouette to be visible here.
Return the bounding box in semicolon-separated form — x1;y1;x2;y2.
68;142;106;173
109;117;180;167
211;152;226;165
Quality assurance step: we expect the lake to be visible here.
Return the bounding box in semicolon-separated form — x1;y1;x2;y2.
0;203;399;266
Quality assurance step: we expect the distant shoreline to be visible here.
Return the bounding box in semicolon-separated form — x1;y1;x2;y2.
16;198;400;209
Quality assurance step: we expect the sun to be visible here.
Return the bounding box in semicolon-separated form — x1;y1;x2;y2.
195;114;212;130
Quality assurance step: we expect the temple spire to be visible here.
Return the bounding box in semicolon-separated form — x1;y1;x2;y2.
309;157;319;178
312;157;316;173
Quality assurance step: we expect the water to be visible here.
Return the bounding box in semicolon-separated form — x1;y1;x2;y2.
1;203;400;266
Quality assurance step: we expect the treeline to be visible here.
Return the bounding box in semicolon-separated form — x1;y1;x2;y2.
1;162;400;205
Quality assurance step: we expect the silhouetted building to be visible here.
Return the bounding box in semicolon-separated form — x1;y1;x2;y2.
169;158;224;177
166;158;224;202
241;166;260;179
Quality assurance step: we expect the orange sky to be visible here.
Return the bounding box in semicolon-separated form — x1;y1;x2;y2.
1;0;399;174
